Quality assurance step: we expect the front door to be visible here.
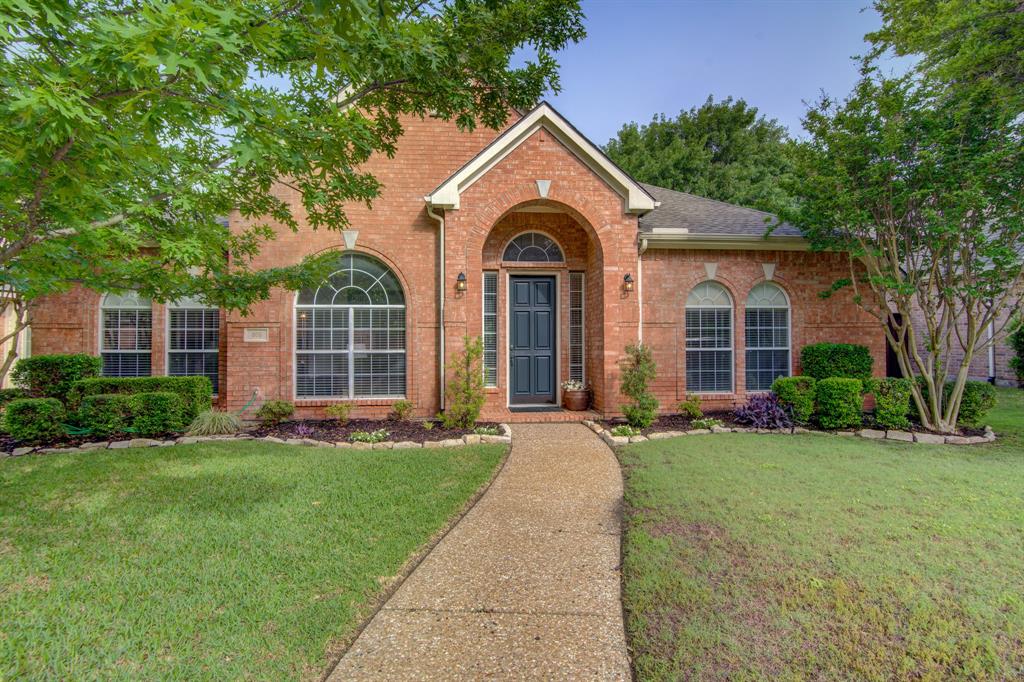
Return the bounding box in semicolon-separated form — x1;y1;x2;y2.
509;276;556;404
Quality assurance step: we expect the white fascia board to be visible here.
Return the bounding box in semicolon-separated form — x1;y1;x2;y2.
640;233;810;252
426;103;657;214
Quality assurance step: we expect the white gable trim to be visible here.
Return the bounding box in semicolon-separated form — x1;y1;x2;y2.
425;102;657;214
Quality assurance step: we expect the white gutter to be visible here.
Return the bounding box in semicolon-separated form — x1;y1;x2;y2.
988;319;995;383
426;204;446;410
641;231;810;252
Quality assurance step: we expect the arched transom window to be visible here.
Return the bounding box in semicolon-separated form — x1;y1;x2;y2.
502;232;564;262
295;253;406;399
101;292;152;377
685;281;733;393
745;282;791;391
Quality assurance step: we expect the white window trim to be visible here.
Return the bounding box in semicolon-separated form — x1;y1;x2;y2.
502;231;566;264
166;302;221;396
685;282;734;395
482;271;498;388
744;283;792;392
569;271;585;385
99;293;153;377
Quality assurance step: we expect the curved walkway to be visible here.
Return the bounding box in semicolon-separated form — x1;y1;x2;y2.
328;423;630;680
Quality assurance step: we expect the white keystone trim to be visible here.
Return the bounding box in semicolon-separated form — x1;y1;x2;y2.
425;102;657;214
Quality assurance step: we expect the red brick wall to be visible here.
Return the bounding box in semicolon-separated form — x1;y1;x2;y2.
640;248;886;412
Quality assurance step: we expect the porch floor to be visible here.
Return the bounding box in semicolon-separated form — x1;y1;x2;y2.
489;408;602;424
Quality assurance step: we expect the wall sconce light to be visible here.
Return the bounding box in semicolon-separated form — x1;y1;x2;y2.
623;273;634;292
456;272;467;292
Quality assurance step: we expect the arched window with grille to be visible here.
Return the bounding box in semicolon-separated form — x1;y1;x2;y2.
168;297;221;394
295;253;406;399
685;281;733;393
502;232;564;262
745;282;791;391
100;292;152;377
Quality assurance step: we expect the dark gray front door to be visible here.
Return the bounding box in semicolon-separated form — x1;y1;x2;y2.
509;276;556;404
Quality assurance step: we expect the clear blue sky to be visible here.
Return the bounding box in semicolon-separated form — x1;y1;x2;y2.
543;0;888;144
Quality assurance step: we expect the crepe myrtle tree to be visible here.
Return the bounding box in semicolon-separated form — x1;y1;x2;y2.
782;64;1023;433
0;0;585;383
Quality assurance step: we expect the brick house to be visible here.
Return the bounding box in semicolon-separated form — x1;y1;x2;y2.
33;101;1010;420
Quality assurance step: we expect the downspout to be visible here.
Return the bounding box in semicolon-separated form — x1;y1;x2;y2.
638;237;649;344
988;319;995;384
426;204;446;410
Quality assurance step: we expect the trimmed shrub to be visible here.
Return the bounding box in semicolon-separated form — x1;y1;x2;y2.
12;354;101;401
256;399;294;426
325;402;353;424
621;343;659;429
391;399;414;421
69;376;211;421
912;378;998;427
957;381;997;427
78;393;134;438
678;394;703;419
0;387;28;433
3;398;66;444
815;378;863;429
735;393;793;430
872;378;912;429
129;392;185;436
800;343;873;382
771;376;816;424
442;336;485;429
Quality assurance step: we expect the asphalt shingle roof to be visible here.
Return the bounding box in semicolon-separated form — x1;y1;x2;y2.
638;183;803;238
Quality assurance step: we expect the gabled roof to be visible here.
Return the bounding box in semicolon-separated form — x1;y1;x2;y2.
425;102;657;214
639;184;802;237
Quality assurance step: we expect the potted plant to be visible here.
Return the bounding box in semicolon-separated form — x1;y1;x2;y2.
561;379;589;411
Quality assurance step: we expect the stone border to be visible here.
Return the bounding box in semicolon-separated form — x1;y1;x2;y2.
0;423;513;458
582;420;996;447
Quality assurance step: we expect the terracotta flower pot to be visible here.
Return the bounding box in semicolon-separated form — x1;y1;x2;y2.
562;389;589;411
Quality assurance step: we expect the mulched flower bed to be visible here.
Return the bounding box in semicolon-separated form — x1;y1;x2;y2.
252;418;500;443
602;411;740;436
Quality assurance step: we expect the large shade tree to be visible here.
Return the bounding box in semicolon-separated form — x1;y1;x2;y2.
604;95;797;212
784;2;1023;433
0;0;585;382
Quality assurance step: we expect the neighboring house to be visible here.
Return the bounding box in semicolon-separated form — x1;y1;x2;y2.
30;102;901;420
0;288;28;389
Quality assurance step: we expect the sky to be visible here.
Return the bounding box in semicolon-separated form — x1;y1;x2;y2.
543;0;891;144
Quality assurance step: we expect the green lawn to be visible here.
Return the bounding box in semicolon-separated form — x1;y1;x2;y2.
0;441;504;680
621;387;1024;681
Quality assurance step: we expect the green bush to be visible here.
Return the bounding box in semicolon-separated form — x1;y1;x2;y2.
391;399;414;420
441;336;485;429
872;378;912;429
1009;315;1024;386
800;343;873;382
256;399;294;426
0;387;28;433
187;410;243;436
771;376;816;424
3;398;66;444
815;378;863;429
69;376;211;421
324;402;353;424
12;354;101;401
621;343;659;429
912;378;998;427
78;393;134;438
129;392;185;436
957;381;997;427
678;394;703;419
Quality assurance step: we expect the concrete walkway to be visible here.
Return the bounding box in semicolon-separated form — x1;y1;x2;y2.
328;423;630;680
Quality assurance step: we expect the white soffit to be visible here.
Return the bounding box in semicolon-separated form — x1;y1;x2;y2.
425;102;657;214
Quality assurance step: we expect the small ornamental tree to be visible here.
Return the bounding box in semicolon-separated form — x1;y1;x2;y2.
620;343;658;429
442;336;486;429
0;0;585;385
783;65;1022;433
